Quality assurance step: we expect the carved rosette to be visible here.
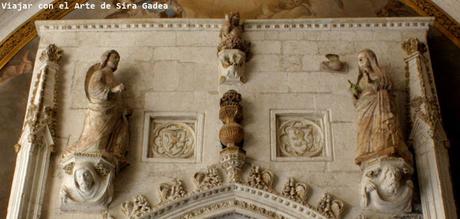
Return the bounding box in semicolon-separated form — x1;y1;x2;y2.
217;12;251;85
360;157;414;214
219;90;246;182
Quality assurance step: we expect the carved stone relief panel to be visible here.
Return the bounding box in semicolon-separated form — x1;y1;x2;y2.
270;109;332;161
142;112;204;163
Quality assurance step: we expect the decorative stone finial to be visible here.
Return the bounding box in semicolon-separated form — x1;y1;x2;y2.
402;38;426;55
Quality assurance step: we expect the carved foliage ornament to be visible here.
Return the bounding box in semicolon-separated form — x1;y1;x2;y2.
317;193;345;219
278;119;324;157
121;195;152;219
281;177;310;205
247;165;274;192
151;122;195;158
159;178;187;202
193;167;223;191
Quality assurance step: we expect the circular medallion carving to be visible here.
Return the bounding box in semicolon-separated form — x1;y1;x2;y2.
150;122;195;158
278;120;324;157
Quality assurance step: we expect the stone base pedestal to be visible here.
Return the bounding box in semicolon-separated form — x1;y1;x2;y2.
60;154;115;213
220;146;246;183
360;157;414;215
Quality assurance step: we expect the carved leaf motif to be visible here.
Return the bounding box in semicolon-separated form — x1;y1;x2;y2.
317;193;344;219
247;166;274;192
121;195;152;219
281;178;310;204
159;178;187;203
193;167;223;191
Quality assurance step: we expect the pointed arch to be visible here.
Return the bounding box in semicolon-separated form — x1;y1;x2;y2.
146;183;326;219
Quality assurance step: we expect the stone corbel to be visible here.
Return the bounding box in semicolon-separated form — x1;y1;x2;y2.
402;37;457;219
217;12;251;85
7;44;62;219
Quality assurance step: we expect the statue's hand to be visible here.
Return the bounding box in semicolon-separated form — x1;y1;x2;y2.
111;83;125;93
348;80;361;98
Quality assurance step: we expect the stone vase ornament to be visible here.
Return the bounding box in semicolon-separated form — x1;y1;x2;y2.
217;12;251;85
219;90;246;182
60;50;130;212
320;54;348;73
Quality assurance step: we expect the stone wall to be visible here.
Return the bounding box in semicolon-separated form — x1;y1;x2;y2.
35;18;430;218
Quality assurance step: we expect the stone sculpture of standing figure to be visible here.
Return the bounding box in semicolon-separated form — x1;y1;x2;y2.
63;50;130;167
349;49;412;165
60;50;130;212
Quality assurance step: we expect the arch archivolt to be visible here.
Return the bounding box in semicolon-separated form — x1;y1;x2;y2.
145;184;326;219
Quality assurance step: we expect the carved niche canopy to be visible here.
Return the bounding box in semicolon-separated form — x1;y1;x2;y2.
270;109;332;161
142;112;204;163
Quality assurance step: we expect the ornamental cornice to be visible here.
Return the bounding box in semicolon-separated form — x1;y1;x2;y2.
35;17;433;35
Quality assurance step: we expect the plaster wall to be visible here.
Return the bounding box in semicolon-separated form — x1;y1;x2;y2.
35;18;429;219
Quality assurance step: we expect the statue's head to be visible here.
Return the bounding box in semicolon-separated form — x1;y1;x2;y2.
358;49;379;72
101;50;120;71
74;167;96;193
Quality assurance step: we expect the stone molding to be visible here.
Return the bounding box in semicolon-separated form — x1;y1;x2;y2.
35;17;433;35
402;37;457;219
7;44;62;219
140;183;327;219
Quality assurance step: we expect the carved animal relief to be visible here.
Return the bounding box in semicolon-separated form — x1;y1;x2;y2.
278;119;324;157
143;112;203;162
271;110;332;161
150;122;195;159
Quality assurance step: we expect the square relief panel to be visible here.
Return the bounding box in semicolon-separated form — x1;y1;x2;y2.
142;112;204;163
270;109;333;161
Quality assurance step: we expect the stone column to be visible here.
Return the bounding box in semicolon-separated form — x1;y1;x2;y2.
402;38;457;219
7;44;62;219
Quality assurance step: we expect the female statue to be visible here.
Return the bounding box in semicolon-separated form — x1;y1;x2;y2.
349;49;412;165
63;50;130;168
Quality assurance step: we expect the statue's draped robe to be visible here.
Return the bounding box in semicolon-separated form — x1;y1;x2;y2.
355;71;412;165
63;66;129;167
